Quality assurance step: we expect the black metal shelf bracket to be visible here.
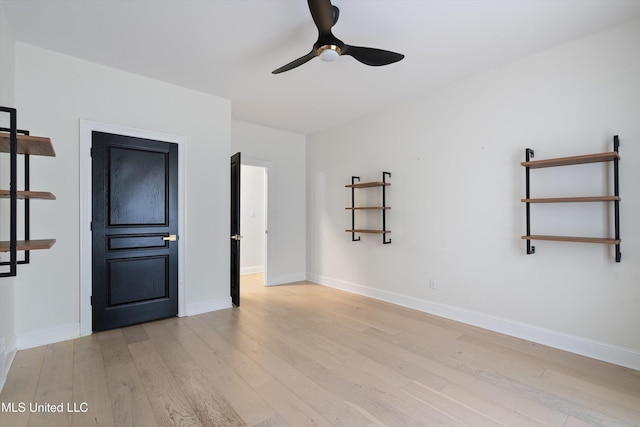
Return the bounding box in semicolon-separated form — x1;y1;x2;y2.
0;107;18;277
613;135;621;262
0;126;32;268
382;171;391;244
524;148;535;254
350;176;361;241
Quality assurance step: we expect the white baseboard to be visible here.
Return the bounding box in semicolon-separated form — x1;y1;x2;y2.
307;273;640;371
267;272;307;286
241;265;264;275
185;296;232;317
8;297;230;357
11;296;231;351
16;323;81;351
0;336;17;393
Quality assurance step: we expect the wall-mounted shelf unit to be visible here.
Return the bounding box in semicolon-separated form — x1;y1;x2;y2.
521;136;620;262
345;171;391;244
1;106;56;277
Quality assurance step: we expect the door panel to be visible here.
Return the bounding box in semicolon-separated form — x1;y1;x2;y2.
230;152;241;307
92;131;178;332
108;147;167;225
107;256;169;306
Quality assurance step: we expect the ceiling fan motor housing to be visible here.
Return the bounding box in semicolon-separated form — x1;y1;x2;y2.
316;44;341;61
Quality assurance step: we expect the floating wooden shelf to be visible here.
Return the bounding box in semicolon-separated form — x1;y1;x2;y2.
0;132;56;156
521;235;619;245
345;230;391;234
0;239;56;252
521;196;619;203
345;182;390;189
345;206;390;210
521;151;618;168
0;190;56;200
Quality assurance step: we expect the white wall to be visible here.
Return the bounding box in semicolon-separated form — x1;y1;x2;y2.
231;120;306;285
0;0;16;390
12;43;231;345
0;1;13;105
240;165;265;274
307;19;640;369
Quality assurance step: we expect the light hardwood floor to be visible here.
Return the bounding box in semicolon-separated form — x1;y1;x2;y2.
1;273;639;426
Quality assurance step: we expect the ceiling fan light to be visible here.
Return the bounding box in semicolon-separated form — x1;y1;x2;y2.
317;45;341;62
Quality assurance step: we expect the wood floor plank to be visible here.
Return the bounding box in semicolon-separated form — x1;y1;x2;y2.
253;414;292;427
401;380;504;427
154;314;277;425
0;346;45;427
241;288;411;390
438;382;551;427
142;319;247;426
1;273;638;426
70;335;115;427
201;311;376;426
318;320;555;426
127;339;203;426
539;369;640;425
28;341;74;427
255;379;334;427
180;316;274;390
564;416;601;427
462;327;640;394
242;282;566;425
362;323;570;426
120;324;150;345
211;305;462;426
98;329;159;427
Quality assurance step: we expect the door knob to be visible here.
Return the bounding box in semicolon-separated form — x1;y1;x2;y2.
162;234;177;241
231;234;243;240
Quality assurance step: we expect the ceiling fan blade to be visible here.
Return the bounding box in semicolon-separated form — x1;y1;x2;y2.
308;0;335;35
272;51;317;74
332;5;340;26
342;45;405;66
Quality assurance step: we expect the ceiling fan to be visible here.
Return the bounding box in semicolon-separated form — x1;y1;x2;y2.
272;0;405;74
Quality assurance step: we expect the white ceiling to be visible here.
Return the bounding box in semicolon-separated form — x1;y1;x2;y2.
4;0;640;135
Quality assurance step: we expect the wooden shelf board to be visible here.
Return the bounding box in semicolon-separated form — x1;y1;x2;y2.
345;229;391;234
0;239;56;252
345;182;391;188
521;235;619;244
0;132;56;156
345;207;391;210
521;196;620;203
521;152;618;168
0;190;56;200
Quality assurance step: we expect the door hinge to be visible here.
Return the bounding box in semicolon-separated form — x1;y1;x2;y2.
90;296;93;306
90;221;93;231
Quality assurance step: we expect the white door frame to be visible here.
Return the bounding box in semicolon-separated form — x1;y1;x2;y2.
79;120;187;336
241;158;272;286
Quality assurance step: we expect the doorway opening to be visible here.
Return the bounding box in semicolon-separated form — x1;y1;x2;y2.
240;161;269;291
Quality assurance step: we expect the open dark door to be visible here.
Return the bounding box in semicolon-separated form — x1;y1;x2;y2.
230;152;241;307
92;131;178;332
